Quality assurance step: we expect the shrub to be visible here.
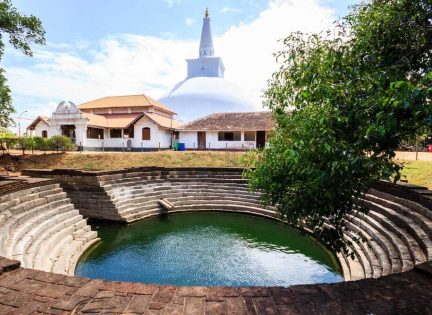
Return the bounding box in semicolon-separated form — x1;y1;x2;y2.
0;128;15;154
17;136;36;155
48;135;74;153
33;136;50;152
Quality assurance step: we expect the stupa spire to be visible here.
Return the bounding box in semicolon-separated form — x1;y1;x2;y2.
199;8;214;58
186;8;225;78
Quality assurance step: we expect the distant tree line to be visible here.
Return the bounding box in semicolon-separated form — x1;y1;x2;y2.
0;129;74;154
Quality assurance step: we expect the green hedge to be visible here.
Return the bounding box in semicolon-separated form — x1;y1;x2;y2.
0;134;75;154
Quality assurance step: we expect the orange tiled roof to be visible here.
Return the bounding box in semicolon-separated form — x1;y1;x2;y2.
177;112;275;131
83;112;181;129
143;112;182;129
78;95;175;114
83;113;143;128
27;116;50;130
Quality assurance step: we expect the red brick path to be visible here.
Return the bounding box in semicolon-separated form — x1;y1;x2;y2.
0;257;431;314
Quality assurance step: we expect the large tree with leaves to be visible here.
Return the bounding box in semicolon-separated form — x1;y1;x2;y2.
0;0;45;128
246;0;432;253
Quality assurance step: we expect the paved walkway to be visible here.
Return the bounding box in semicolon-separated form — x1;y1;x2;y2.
0;257;431;314
395;151;432;161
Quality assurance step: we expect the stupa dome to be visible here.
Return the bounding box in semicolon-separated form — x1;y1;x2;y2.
159;77;255;122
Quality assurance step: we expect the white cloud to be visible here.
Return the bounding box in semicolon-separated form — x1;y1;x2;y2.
7;0;335;130
221;7;242;14
162;0;182;8
185;18;195;26
217;0;335;103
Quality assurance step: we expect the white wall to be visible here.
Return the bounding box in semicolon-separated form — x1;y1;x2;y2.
31;121;60;138
132;116;172;149
179;131;257;150
29;113;175;150
159;128;173;148
178;131;198;149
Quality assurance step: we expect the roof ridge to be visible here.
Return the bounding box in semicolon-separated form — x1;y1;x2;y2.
176;111;274;131
180;112;217;127
191;111;270;115
77;94;176;114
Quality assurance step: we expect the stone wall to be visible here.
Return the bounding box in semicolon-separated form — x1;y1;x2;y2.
21;167;252;222
22;169;122;221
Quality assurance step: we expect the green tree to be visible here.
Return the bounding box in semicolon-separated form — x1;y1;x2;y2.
0;0;45;128
17;135;38;154
246;0;432;253
49;135;74;153
0;126;13;154
33;136;49;153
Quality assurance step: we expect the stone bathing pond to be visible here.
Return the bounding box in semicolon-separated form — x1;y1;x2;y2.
75;212;343;286
1;167;430;313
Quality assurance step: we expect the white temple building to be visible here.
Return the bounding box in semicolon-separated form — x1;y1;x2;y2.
27;96;181;151
159;9;256;122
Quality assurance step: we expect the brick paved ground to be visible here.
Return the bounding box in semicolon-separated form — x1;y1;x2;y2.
0;257;431;314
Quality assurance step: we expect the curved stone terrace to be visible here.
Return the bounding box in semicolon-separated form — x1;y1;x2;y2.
0;168;432;314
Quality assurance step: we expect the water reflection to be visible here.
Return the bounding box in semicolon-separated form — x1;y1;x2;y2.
76;212;343;286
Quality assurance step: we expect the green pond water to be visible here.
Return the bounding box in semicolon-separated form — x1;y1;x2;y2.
76;212;343;286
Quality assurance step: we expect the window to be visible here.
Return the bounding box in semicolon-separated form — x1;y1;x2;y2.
87;127;104;139
142;127;151;140
110;129;122;138
42;130;48;138
123;127;134;138
244;131;256;141
218;131;241;141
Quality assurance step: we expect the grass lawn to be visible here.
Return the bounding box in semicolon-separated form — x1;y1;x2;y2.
1;150;431;189
2;151;249;172
399;160;432;189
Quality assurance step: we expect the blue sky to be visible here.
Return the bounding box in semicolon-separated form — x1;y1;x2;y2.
4;0;360;130
12;0;357;42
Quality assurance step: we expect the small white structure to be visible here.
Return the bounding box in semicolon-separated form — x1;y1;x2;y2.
159;9;256;122
177;112;274;150
27;96;181;151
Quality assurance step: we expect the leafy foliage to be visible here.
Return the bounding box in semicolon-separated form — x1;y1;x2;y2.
48;135;74;153
17;135;35;155
0;0;45;128
0;126;14;153
246;0;432;252
33;136;50;152
0;134;74;154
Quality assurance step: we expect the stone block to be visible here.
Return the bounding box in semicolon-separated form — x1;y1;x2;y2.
177;286;207;297
152;286;177;303
184;297;205;315
207;287;239;301
74;279;105;297
205;301;226;315
124;294;152;313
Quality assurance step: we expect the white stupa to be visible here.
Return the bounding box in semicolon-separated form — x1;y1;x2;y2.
159;9;255;122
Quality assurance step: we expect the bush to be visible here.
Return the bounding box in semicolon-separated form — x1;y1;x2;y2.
17;136;38;154
0;128;16;154
33;136;50;152
48;135;74;153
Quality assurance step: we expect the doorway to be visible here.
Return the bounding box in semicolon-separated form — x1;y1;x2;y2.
61;125;76;144
256;131;266;149
197;132;206;150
